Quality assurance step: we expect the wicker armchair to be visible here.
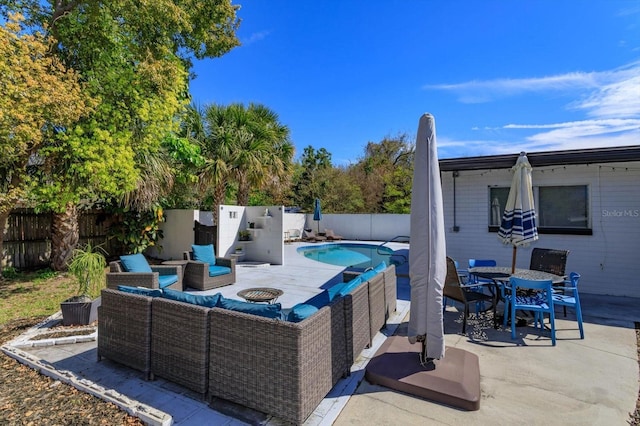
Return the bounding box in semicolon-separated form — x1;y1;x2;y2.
182;251;236;291
106;260;182;291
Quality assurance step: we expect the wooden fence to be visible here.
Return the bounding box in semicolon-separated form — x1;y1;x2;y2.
2;209;122;270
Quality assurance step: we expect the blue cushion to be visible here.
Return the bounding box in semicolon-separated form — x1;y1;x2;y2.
161;288;221;308
119;253;152;273
192;244;216;266
208;265;232;277
287;303;319;322
216;296;282;319
305;290;332;309
327;283;346;301
359;270;377;282
117;285;162;297
373;261;387;274
158;274;179;289
338;276;363;297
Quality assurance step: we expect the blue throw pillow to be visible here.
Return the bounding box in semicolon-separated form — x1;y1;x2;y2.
373;261;387;274
287;303;319;322
305;290;332;309
119;253;152;273
192;244;216;266
161;288;221;308
359;269;377;282
216;296;282;319
338;275;363;297
117;285;162;297
327;283;346;301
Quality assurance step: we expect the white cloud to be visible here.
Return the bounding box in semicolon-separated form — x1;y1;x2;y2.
424;62;640;107
432;62;640;156
242;30;270;45
424;73;600;103
572;74;640;118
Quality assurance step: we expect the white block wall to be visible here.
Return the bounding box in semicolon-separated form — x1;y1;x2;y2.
147;209;213;260
305;213;410;242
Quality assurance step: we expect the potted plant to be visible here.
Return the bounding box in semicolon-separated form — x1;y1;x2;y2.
238;230;251;241
61;242;107;325
235;246;244;254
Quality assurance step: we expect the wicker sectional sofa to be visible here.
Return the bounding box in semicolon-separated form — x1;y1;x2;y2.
97;264;397;425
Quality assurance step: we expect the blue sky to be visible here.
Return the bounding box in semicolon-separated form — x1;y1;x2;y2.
189;1;640;165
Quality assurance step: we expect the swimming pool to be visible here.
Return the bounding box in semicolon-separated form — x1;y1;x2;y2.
297;243;394;268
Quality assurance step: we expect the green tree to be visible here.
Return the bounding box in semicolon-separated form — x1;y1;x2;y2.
349;134;414;213
0;14;95;274
2;1;240;269
291;146;332;211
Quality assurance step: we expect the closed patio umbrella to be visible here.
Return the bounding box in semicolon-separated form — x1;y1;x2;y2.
408;113;446;363
497;152;539;273
313;198;322;233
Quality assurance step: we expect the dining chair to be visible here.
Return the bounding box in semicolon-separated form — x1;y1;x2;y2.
503;276;556;345
529;248;569;277
468;259;497;284
550;272;584;339
468;259;497;310
443;257;495;334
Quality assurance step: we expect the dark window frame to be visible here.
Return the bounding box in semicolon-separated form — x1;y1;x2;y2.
488;184;592;236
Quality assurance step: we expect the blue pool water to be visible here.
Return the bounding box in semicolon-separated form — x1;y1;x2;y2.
297;243;394;268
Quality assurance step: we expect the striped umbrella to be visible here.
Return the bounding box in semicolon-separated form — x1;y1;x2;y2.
497;152;539;273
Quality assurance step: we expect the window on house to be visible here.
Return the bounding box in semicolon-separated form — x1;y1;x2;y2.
489;185;591;235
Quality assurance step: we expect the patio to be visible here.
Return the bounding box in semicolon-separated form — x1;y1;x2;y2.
2;240;639;425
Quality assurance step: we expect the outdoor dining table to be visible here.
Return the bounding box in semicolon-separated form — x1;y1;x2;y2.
467;266;566;323
468;266;565;285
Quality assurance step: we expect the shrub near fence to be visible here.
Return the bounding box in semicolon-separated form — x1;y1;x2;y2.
2;209;122;270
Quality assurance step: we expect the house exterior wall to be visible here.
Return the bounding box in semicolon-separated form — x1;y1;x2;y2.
442;161;640;298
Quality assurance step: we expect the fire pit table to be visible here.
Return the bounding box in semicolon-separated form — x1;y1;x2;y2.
237;287;283;304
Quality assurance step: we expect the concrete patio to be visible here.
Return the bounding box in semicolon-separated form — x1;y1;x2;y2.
2;241;638;425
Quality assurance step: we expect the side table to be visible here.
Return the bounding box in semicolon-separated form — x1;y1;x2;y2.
237;287;283;304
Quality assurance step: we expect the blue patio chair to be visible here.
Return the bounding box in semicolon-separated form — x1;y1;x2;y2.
467;259;497;310
503;276;556;345
468;259;497;284
550;272;584;339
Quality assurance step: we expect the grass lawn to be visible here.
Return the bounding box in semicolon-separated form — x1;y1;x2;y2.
0;269;77;325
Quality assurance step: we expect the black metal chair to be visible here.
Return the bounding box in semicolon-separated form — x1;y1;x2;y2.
529;248;569;276
529;248;570;316
443;257;496;334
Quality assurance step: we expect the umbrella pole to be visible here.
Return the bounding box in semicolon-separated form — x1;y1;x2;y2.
511;246;517;274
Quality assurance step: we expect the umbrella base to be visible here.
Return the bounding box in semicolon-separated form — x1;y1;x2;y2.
365;336;480;411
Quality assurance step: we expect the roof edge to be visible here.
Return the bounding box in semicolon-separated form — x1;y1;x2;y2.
439;145;640;171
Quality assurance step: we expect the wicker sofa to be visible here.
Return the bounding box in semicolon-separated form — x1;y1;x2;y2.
97;263;397;424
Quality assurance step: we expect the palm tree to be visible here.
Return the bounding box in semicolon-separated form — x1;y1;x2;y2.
233;104;294;206
198;103;294;223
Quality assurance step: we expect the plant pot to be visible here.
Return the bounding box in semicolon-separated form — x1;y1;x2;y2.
61;296;101;326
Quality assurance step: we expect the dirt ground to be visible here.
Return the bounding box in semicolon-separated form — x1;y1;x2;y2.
0;317;144;426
